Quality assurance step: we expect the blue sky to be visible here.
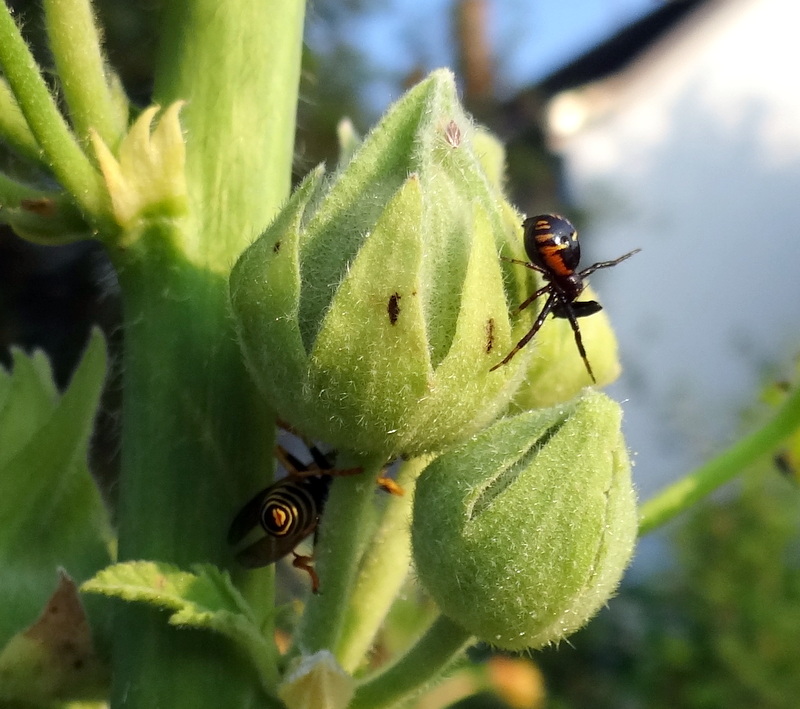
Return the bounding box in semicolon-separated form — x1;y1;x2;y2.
308;0;659;113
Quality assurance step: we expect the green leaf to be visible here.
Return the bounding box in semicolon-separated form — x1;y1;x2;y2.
82;561;276;691
0;330;112;648
0;571;108;705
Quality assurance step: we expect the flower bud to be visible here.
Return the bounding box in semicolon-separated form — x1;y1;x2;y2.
230;70;533;458
91;102;188;231
278;651;354;709
411;390;637;651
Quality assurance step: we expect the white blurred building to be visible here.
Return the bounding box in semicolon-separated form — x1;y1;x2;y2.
512;0;800;567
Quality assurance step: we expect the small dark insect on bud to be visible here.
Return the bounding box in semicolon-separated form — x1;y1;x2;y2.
387;292;401;325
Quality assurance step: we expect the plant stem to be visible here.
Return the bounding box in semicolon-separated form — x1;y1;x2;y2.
108;0;306;706
0;78;43;165
336;456;428;672
112;233;277;708
43;0;126;148
349;615;472;709
296;455;389;656
0;3;110;221
639;382;800;535
0;171;49;205
152;0;305;265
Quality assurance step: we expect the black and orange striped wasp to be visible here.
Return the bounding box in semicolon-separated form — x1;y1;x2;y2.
228;439;401;593
491;214;640;382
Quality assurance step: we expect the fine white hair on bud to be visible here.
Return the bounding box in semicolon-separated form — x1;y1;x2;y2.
230;70;534;459
411;390;637;651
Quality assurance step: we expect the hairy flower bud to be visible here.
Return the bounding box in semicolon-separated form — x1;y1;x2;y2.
411;390;637;650
230;70;533;458
91;103;188;231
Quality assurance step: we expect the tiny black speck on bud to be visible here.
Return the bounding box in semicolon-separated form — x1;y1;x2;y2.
388;292;401;325
273;241;281;254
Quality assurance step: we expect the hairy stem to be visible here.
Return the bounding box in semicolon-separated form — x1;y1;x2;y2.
43;0;126;148
152;0;305;266
336;456;428;672
0;77;43;165
108;0;306;707
639;382;800;535
349;615;472;709
296;455;389;656
0;3;110;222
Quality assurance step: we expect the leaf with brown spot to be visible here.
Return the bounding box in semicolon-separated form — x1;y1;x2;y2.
0;571;108;703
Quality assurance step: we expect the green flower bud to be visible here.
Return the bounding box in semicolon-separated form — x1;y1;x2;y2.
91;103;188;232
278;651;354;709
471;126;507;193
511;285;622;410
230;69;532;458
411;390;637;651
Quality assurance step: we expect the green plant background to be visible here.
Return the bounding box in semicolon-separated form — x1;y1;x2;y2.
2;1;800;708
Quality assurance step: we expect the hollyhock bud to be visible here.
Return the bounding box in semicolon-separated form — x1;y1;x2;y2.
412;390;637;651
230;70;532;458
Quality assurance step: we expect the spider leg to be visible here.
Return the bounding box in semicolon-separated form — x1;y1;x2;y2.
501;256;548;274
513;282;552;315
579;248;640;277
490;293;556;371
560;303;597;383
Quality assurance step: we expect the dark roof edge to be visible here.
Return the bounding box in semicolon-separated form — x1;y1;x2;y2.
537;0;709;96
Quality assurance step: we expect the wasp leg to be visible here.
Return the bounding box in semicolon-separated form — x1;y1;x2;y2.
292;552;320;594
275;445;313;476
377;476;405;496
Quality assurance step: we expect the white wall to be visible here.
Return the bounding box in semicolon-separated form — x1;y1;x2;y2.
549;0;800;568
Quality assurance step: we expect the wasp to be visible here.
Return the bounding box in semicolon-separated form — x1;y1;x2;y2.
491;214;640;382
229;444;402;592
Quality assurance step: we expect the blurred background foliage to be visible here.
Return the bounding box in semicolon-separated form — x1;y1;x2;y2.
3;1;800;707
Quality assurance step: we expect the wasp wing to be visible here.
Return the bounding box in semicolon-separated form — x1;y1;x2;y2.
227;487;272;545
234;533;304;568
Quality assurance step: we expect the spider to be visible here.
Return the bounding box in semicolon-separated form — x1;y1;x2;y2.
490;214;640;382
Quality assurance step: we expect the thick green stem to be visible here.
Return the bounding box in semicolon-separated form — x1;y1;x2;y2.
296;456;389;656
336;456;428;672
639;383;800;535
349;615;472;709
43;0;127;148
109;0;306;706
0;3;109;221
112;232;277;707
152;0;305;266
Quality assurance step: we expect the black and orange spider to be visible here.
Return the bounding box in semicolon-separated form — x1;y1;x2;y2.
491;214;639;382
